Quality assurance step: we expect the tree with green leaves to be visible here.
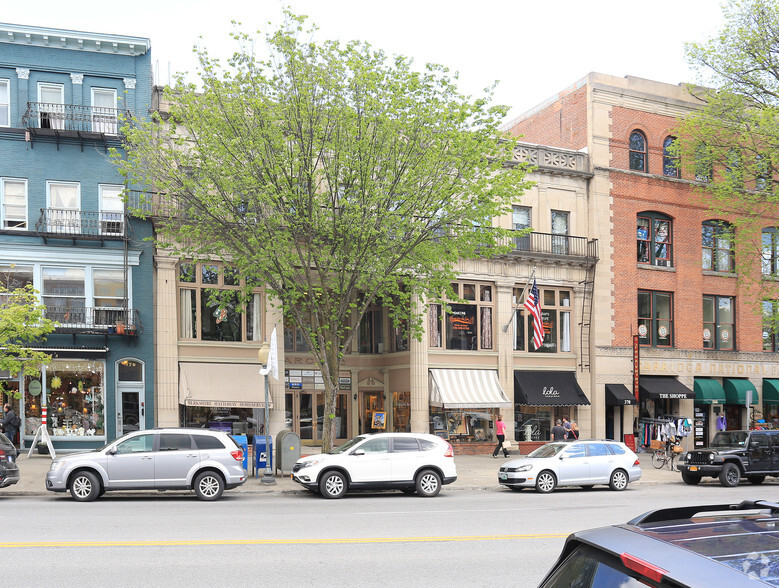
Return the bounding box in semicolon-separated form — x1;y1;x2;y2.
116;14;532;451
0;283;56;399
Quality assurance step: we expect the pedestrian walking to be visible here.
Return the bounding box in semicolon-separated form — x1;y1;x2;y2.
570;421;580;440
492;414;509;458
1;403;19;448
562;416;572;440
551;419;566;441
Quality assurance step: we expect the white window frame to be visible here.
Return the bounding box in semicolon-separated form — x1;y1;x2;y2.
46;180;80;233
1;177;28;230
37;82;65;130
0;79;9;128
99;184;124;236
91;87;117;134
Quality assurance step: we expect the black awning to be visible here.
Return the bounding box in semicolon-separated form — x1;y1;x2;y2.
514;371;591;406
639;376;694;400
605;384;637;406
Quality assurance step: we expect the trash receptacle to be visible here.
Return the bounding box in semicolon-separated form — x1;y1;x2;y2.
253;434;273;478
231;434;248;471
275;430;301;475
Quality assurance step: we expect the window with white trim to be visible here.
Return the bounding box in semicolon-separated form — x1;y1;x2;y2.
429;281;494;350
1;178;27;229
0;79;9;127
512;286;572;353
46;181;80;233
99;184;124;236
703;295;735;351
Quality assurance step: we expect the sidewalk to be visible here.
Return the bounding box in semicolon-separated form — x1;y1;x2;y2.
3;448;680;497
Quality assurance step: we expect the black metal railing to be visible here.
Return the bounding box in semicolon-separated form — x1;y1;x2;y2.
35;209;126;239
22;102;129;135
503;231;598;260
45;307;140;335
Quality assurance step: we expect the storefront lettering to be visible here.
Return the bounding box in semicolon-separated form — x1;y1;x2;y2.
285;356;317;365
542;386;560;398
640;360;774;377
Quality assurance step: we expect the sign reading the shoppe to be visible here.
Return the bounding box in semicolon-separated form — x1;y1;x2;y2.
656;393;689;399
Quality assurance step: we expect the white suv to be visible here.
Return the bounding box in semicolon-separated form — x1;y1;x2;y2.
292;433;457;498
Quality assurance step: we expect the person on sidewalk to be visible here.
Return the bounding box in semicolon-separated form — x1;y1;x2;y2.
551;419;566;441
562;416;572;440
569;421;580;440
492;414;509;458
1;403;19;448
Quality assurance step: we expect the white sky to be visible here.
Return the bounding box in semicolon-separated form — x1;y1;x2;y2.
2;0;726;120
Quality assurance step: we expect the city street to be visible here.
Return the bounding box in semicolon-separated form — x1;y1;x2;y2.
2;481;776;587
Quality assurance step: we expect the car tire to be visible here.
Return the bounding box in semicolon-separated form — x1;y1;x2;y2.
681;471;701;485
535;470;556;493
748;475;766;485
415;470;442;497
319;471;347;499
194;471;225;501
719;463;741;487
70;471;100;502
609;469;629;491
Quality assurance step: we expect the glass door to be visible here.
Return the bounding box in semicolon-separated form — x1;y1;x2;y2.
361;391;384;434
38;83;64;130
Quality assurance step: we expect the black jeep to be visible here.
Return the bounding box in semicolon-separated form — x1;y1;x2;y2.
678;430;779;487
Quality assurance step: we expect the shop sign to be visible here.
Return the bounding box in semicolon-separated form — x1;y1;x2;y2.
28;380;42;396
288;382;302;389
339;377;351;390
703;328;711;341
657;393;688;399
633;335;640;400
542;386;560;398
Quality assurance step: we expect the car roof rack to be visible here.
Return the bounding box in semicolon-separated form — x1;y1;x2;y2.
628;500;779;525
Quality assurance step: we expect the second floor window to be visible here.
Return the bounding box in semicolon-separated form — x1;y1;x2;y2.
0;79;9;127
763;228;779;277
763;300;779;352
663;136;679;178
629;131;647;172
513;286;571;353
702;221;734;272
1;178;27;229
429;282;494;351
637;213;672;267
703;295;735;350
638;290;673;347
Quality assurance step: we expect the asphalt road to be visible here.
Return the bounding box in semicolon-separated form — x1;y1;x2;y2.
2;482;777;587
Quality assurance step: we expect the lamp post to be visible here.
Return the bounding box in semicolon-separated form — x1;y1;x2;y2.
257;342;276;485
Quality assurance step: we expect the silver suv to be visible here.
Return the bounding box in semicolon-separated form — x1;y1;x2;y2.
45;428;247;501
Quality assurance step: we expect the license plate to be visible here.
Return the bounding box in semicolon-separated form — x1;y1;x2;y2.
689;466;698;471
499;473;507;480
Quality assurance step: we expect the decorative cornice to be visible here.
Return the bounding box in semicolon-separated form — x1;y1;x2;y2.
70;73;84;85
0;23;150;56
15;67;29;79
123;77;136;90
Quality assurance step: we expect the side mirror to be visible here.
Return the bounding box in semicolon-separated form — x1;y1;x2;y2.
558;454;567;460
351;449;365;456
107;448;117;455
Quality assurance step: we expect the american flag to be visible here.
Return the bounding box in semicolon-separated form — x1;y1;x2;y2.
524;279;543;350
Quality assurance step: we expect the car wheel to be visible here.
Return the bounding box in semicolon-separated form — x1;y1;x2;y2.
194;471;224;501
609;469;628;491
535;470;556;493
416;470;442;497
681;471;701;485
719;463;741;487
748;475;766;485
319;471;347;499
70;471;100;502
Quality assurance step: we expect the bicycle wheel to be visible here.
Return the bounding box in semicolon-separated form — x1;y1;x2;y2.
652;450;667;469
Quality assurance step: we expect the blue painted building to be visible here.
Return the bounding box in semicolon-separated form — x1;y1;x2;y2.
0;23;153;449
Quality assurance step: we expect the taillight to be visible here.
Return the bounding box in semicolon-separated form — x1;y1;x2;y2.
633;459;640;466
620;553;667;583
231;450;244;462
444;443;453;458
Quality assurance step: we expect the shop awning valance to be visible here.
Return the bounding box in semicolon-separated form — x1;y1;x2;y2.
514;371;590;406
179;363;272;409
605;384;637;406
429;369;511;409
764;379;779;403
693;378;726;405
639;376;694;400
723;378;758;406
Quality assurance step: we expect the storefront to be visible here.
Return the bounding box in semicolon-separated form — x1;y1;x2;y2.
604;384;637;443
428;369;510;450
763;379;779;428
722;378;759;430
513;370;590;443
692;378;725;447
284;369;351;445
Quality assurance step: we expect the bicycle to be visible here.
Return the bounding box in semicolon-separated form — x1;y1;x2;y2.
652;439;682;471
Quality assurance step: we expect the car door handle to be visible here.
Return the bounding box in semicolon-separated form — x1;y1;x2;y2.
187;454;198;458
141;456;153;460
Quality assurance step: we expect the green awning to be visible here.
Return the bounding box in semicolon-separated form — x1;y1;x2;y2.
693;378;726;405
723;378;759;405
764;379;779;403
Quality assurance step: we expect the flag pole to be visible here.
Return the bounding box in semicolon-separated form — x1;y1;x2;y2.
502;266;536;332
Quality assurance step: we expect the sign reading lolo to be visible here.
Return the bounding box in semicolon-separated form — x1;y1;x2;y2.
542;386;560;398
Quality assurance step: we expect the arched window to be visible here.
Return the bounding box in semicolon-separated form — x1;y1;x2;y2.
637;212;672;267
763;227;779;276
629;131;647;172
702;220;734;272
663;136;679;178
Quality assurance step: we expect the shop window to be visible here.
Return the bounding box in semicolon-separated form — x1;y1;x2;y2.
702;221;734;272
429;408;494;443
177;262;263;343
637;212;672;267
514;408;552;442
629;130;647;172
663;136;680;178
512;286;571;353
703;295;735;350
393;391;410;432
1;178;27;229
43;360;105;437
763;228;779;277
763;300;779;352
638;290;673;347
428;281;494;350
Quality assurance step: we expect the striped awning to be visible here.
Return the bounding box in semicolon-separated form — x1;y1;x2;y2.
429;369;511;409
179;363;272;408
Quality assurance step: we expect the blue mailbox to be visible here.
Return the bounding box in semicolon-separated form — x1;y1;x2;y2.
231;434;248;471
253;435;273;478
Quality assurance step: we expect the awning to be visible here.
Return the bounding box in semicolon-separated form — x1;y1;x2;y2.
429;369;511;409
764;379;779;403
179;363;271;408
605;384;637;406
723;378;758;405
514;371;590;406
693;378;726;405
639;376;694;400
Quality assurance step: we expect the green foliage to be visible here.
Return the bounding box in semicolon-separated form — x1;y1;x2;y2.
115;12;533;450
0;284;56;397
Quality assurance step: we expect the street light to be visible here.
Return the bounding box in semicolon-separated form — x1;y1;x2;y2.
257;342;276;485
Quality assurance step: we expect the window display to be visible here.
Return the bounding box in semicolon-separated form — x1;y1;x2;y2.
43;360;105;437
429;408;495;443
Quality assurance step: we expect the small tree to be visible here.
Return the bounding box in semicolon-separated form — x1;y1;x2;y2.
0;284;56;398
117;14;533;451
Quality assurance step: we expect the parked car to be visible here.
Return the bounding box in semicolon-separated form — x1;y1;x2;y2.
0;458;19;489
498;439;641;493
291;433;457;499
539;499;779;587
0;432;18;461
45;428;247;502
678;429;779;487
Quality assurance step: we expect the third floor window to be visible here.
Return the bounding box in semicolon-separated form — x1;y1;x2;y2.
763;228;779;277
702;221;734;273
637;213;672;267
629;131;647;172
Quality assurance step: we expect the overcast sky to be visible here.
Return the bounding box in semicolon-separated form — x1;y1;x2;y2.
2;0;726;120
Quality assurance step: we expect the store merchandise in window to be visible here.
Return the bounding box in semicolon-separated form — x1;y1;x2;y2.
43;360;105;437
429;408;495;443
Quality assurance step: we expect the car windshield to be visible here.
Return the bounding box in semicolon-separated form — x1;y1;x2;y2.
528;443;567;458
329;435;368;454
711;431;748;447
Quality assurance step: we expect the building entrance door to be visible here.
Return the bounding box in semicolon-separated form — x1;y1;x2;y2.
361;391;385;434
285;390;350;444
